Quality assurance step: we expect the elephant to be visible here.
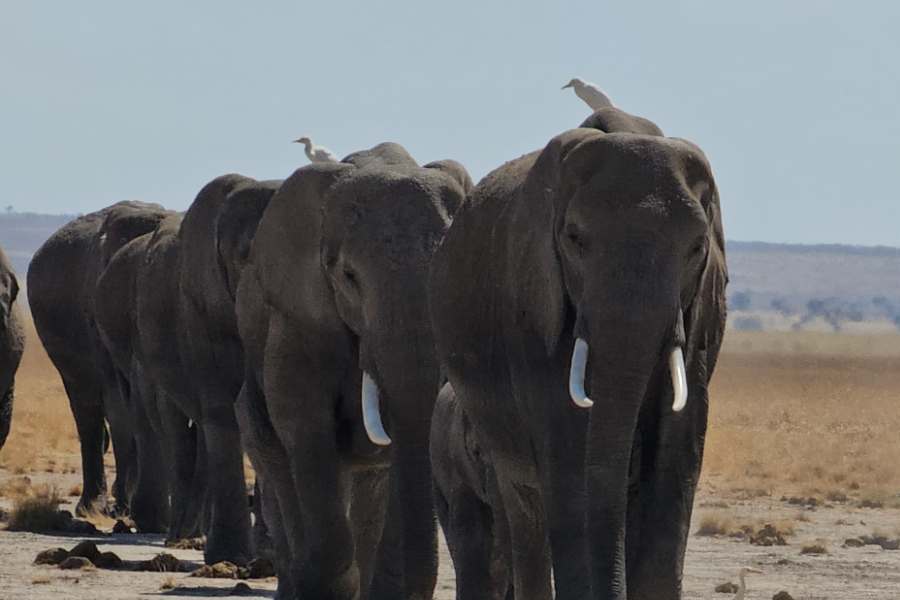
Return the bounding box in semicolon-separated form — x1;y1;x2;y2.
94;222;179;533
27;201;172;515
94;175;278;559
430;383;512;600
429;106;727;600
235;143;471;600
0;244;24;450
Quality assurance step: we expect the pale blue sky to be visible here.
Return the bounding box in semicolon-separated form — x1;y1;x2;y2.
2;1;898;245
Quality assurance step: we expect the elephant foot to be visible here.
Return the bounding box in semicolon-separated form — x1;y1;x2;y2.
204;530;252;567
75;493;111;518
295;564;360;600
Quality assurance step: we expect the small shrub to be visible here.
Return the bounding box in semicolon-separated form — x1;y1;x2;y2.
6;487;64;532
800;543;828;555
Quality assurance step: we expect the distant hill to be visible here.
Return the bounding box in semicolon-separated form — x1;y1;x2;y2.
726;241;900;333
1;212;898;332
0;212;77;277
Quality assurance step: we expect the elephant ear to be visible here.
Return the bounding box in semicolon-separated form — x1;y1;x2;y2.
214;179;281;302
424;159;474;222
684;179;728;379
514;129;606;355
424;159;474;195
0;270;18;326
253;162;352;323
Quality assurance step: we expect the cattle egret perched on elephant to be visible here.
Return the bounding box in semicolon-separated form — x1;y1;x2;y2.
561;77;615;111
293;136;338;163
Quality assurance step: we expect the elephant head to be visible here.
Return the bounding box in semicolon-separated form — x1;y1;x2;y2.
214;179;282;302
318;145;469;448
0;249;19;328
97;201;171;268
519;127;727;598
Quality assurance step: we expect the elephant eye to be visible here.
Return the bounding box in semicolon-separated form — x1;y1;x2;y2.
564;229;584;252
343;269;358;285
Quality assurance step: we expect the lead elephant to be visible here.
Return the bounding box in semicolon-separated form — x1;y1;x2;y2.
0;244;24;450
235;143;471;600
429;107;728;600
28;201;171;515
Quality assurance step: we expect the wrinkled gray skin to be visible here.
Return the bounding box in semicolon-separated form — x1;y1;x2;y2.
429;107;728;600
28;202;171;515
235;144;471;600
430;383;512;600
0;245;24;450
94;224;176;533
175;174;281;565
94;176;278;558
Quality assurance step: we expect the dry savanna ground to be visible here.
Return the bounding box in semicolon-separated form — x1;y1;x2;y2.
1;320;899;598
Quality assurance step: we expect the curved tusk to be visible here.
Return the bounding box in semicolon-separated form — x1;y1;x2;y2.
669;347;688;412
569;338;593;408
362;371;392;446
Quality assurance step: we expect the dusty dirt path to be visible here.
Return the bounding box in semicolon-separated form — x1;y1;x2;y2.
2;469;899;599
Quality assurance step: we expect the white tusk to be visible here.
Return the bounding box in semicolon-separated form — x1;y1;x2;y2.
669;347;688;412
569;338;593;408
362;372;392;446
187;419;193;429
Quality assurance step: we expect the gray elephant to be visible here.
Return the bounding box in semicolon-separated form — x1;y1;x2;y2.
0;244;24;450
28;201;171;515
93;215;190;534
235;143;471;600
429;107;727;600
430;383;512;600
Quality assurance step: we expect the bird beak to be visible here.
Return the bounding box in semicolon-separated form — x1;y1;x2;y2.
561;83;572;89
292;139;301;143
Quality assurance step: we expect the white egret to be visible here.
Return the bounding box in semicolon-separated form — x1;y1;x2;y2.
735;567;764;600
293;136;339;163
561;78;615;111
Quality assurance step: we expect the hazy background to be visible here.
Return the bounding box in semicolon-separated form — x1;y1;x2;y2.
2;1;898;246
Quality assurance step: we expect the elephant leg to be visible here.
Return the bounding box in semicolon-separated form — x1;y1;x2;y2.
200;403;252;566
235;374;301;599
540;455;590;600
350;467;390;599
0;384;13;450
61;376;109;515
159;397;201;540
130;377;169;533
369;471;405;600
250;478;274;561
103;374;137;516
496;475;552;600
440;485;500;600
369;443;440;600
628;385;708;600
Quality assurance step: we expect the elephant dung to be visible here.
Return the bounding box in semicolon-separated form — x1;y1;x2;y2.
58;556;95;570
190;561;241;579
34;548;69;565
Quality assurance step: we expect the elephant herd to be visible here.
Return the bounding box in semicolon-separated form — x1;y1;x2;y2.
15;104;727;600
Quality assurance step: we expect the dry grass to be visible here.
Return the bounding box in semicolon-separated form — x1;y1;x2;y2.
6;485;63;532
704;331;900;500
695;510;795;540
0;319;79;474
2;316;900;508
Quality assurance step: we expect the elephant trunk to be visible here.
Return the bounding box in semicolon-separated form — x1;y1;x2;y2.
577;298;680;600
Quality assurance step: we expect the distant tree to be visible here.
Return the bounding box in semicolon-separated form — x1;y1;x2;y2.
729;290;752;311
733;316;764;331
770;297;795;316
